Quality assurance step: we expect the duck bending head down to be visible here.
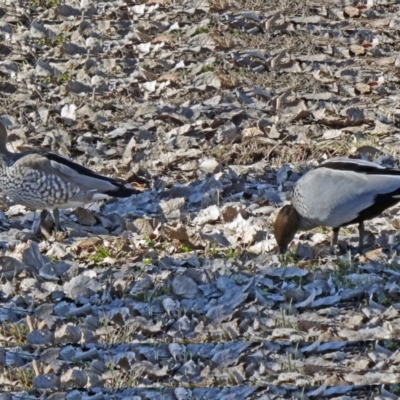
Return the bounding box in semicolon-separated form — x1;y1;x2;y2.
274;158;400;254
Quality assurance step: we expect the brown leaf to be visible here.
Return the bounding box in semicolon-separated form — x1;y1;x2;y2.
73;208;97;226
355;83;371;94
75;237;103;253
376;56;396;66
369;18;391;27
129;218;154;236
221;205;247;223
304;364;327;375
344;6;360;17
158;198;185;219
157;73;179;82
349;44;366;56
361;248;383;262
242;127;264;138
164;223;190;242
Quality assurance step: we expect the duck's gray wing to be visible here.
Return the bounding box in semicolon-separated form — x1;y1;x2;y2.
294;167;400;228
13;151;139;197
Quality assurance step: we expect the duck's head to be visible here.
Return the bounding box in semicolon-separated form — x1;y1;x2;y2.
273;204;300;254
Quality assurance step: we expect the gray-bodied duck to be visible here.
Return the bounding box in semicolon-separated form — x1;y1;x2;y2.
274;157;400;253
0;120;140;232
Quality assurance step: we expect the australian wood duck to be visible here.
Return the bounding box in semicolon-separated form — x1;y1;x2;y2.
0;120;140;232
274;157;400;253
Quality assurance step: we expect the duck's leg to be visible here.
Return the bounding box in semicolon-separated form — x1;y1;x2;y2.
40;210;49;225
330;228;340;254
331;228;339;246
53;208;61;232
358;221;365;253
32;211;41;235
38;210;53;239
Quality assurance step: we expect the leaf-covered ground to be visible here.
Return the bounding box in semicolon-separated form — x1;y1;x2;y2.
1;0;400;398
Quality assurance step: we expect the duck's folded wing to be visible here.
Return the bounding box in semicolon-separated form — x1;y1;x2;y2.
297;167;400;227
14;152;137;194
319;157;400;175
339;172;400;225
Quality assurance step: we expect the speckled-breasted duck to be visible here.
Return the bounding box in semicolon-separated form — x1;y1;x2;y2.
0;120;139;232
274;157;400;253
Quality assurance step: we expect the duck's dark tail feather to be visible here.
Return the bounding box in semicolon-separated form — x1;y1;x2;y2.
346;186;400;226
106;184;142;198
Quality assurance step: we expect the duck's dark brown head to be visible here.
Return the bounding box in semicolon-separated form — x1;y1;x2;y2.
273;204;300;254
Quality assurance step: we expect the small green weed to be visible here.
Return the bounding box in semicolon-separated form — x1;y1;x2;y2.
58;72;72;85
5;324;29;345
210;246;220;257
377;293;392;307
88;246;110;263
143;258;152;266
192;25;210;36
198;64;215;74
103;136;112;146
40;77;52;85
48;255;60;264
52;34;66;46
332;252;357;287
181;244;191;253
144;237;155;249
225;247;240;259
384;340;399;352
390;384;400;395
279;249;297;265
274;302;299;330
35;38;46;46
40;71;72;86
35;34;66;48
15;368;34;389
176;68;187;77
170;30;181;38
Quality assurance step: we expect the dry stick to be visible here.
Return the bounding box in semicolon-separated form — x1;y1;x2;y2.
266;135;289;161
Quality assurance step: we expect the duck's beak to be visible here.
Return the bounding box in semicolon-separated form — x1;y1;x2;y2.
279;245;288;254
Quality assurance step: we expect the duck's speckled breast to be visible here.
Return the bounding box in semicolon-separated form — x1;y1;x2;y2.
0;160;81;209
